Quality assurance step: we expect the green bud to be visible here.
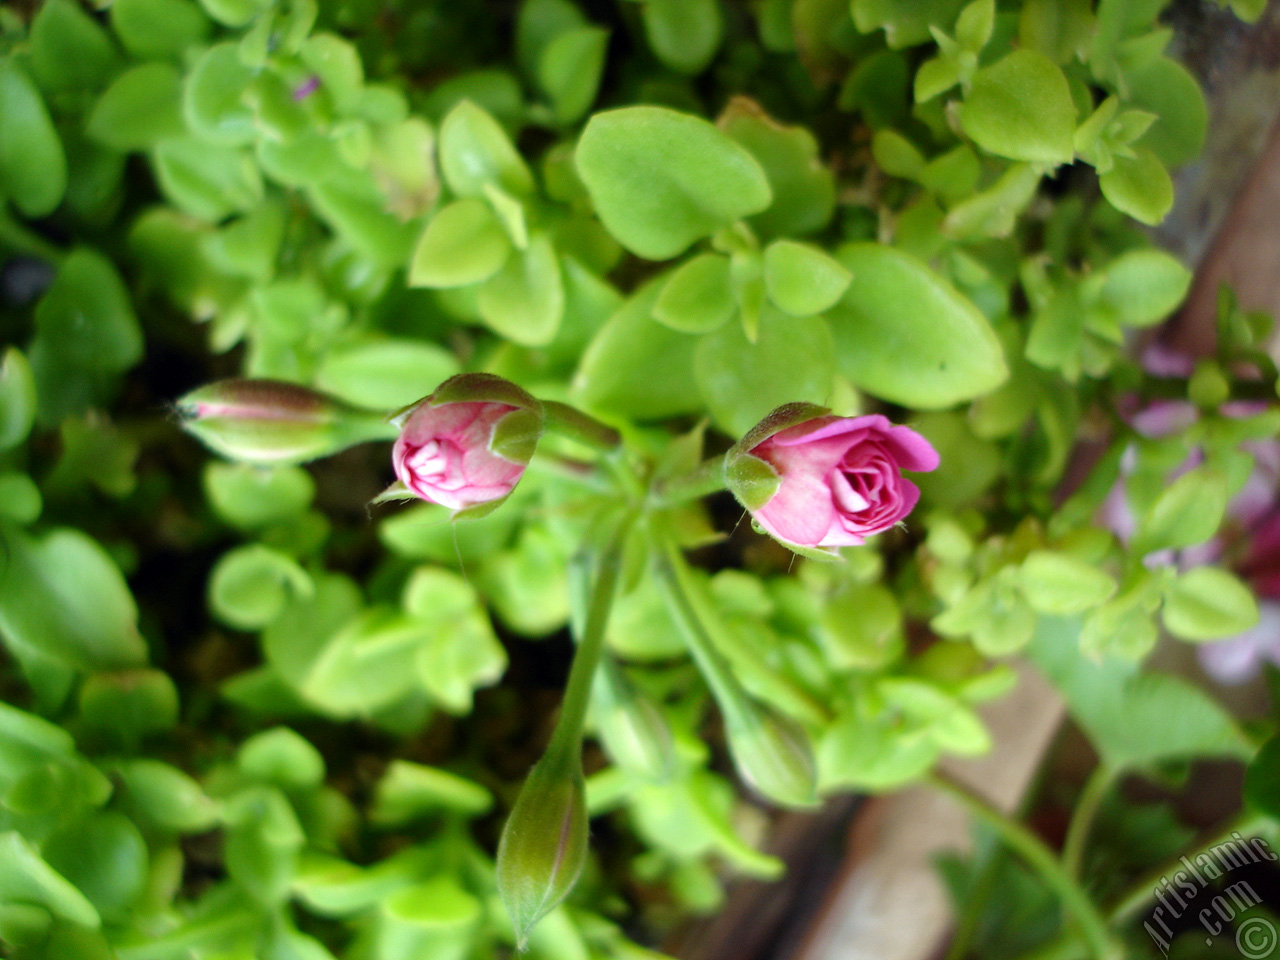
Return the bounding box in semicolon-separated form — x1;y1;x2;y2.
177;379;395;464
725;704;818;809
1189;360;1230;409
496;750;589;946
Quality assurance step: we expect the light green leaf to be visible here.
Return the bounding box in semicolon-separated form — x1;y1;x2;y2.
959;50;1076;164
1123;56;1206;168
0;348;36;452
210;545;313;631
183;43;256;146
641;0;723;74
1161;567;1259;642
87;63;184;152
538;26;609;123
43;812;147;923
0;832;100;928
315;339;459;410
942;163;1040;239
153;138;264;222
762;240;851;316
1099;147;1173;225
408;198;512;288
476;231;564;346
1018;550;1116;615
653;253;736;333
1134;466;1227;555
110;0;211;60
576;105;772;260
438;99;535;198
0;61;67;218
695;307;836;435
826;243;1008;407
1091;248;1191;328
851;0;967;48
34;249;142;372
203;463;315;531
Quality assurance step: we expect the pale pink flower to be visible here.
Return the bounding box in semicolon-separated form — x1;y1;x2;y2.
393;401;528;510
747;415;939;548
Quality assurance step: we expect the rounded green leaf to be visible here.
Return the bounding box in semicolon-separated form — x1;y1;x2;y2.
183;43;256;146
538;26;609;123
154;138;264;222
0;61;67;218
641;0;723;75
78;669;179;744
1100;147;1173;225
238;726;325;788
43;813;147;922
1162;567;1259;642
762;240;852;317
204;462;315;530
1093;249;1191;328
826;243;1008;408
653;253;736;333
111;0;211;60
572;280;701;419
0;832;99;928
1123;56;1207;168
315;339;460;410
34;249;142;372
87;63;184;152
0;348;36;452
695;307;836;435
575;105;772;260
438;99;534;198
112;760;220;833
476;231;564;346
210;545;313;631
29;0;122;96
408;199;512;288
959;50;1076;164
1017;550;1117;615
1135;466;1227;555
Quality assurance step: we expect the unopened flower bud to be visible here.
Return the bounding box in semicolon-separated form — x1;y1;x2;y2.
177;379;393;464
495;750;588;946
391;373;543;516
725;703;818;809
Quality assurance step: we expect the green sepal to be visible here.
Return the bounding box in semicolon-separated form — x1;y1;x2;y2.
748;519;842;562
489;407;544;466
370;481;418;505
725;454;781;512
452;494;513;521
729;401;832;456
427;372;542;412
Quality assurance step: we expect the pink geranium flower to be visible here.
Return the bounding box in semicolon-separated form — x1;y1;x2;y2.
393;401;530;510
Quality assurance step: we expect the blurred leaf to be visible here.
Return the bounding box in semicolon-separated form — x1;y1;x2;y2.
371;761;492;825
87;63;184;152
409;198;512;288
576;106;772;259
43;812;147;923
0;60;67;218
1161;567;1259;642
0;832;99;927
653;253;736;334
477;231;564;346
438;99;534;198
79;669;179;746
762;240;851;316
641;0;723;75
183;43;256;146
1100;147;1173;225
111;0;211;60
960;51;1076;164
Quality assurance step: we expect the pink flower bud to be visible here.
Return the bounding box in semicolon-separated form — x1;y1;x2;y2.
726;404;939;552
391;374;543;512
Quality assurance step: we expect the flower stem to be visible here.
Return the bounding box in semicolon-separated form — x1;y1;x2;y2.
1063;764;1117;879
927;770;1120;960
545;510;635;763
650;453;728;507
541;400;622;453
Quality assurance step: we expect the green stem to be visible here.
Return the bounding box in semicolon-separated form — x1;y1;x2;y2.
525;453;615;493
1063;765;1117;880
541;401;622;453
545;511;635;762
649;527;752;729
650;453;728;507
927;771;1119;960
1106;812;1276;927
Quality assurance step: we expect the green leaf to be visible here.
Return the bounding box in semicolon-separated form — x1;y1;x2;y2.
959;50;1076;164
1091;248;1190;328
153;138;264;222
210;545;313;631
0;526;145;671
111;760;220;833
1017;550;1117;615
238;726;325;788
299;33;365;115
0;473;40;525
0;832;99;928
204;463;315;531
43;812;147;923
695;307;835;436
110;0;211;60
1028;617;1248;767
183;43;256;146
871;129;926;180
87;63;184;152
0;60;67;218
1123;56;1206;168
196;0;271;27
438;99;535;199
851;0;967;47
79;669;179;745
762;240;851;316
942;162;1040;239
653;253;736;333
409;198;512;288
308;177;418;268
1134;466;1227;555
573;279;702;419
1099;147;1173;225
315;339;459;410
477;231;564;346
538;26;609;123
719;98;837;238
826;243;1008;408
0;348;36;452
1161;567;1259;642
641;0;723;74
33;249;142;373
575;106;772;260
371;760;492;825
